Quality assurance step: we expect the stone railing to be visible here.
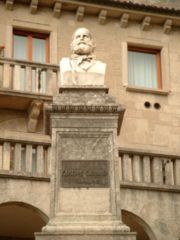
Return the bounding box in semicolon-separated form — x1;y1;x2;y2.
0;57;59;95
0;137;51;179
119;148;180;187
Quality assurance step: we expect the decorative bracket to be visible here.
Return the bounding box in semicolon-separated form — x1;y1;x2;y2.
53;1;62;18
28;100;43;133
163;19;173;34
141;16;151;30
98;10;107;25
30;0;38;14
120;13;129;28
76;6;85;21
6;0;14;10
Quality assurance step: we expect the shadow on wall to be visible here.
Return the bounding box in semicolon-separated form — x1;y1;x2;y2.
0;201;48;240
122;209;157;240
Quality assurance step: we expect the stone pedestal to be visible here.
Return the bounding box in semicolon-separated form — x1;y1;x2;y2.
36;86;136;240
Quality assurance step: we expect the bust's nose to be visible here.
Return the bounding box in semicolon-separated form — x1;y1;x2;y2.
79;34;84;40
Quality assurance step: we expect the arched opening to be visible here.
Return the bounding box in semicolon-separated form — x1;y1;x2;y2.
122;210;157;240
0;201;48;240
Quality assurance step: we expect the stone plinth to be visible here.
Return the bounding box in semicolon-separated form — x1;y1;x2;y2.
36;86;136;240
35;232;136;240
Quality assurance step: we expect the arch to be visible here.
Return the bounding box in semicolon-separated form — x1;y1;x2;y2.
0;201;49;240
122;209;157;240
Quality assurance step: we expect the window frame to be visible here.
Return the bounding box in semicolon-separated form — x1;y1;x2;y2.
128;46;162;90
13;30;49;63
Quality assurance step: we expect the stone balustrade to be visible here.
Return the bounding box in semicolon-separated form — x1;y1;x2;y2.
119;148;180;187
0;57;59;95
0;139;51;178
0;139;180;188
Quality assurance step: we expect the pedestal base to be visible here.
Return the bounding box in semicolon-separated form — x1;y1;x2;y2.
35;232;136;240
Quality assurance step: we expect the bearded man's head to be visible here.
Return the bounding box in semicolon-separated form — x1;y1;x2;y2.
70;28;96;55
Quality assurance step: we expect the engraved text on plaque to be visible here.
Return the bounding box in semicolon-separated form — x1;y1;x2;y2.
61;160;109;188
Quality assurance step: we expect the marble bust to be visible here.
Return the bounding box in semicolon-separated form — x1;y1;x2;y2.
60;27;106;86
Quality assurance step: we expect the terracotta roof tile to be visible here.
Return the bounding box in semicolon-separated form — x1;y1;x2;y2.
76;0;180;16
111;0;180;10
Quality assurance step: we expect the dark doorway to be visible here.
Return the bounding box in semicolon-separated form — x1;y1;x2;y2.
122;210;157;240
0;202;48;240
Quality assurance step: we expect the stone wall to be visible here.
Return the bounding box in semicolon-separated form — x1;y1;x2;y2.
0;2;180;154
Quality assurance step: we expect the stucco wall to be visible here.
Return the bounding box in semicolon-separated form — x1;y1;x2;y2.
0;2;180;240
0;2;180;154
121;188;180;240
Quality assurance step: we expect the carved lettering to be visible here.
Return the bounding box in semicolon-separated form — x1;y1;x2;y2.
61;160;109;188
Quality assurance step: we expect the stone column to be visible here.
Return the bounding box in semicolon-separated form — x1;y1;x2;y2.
35;85;136;240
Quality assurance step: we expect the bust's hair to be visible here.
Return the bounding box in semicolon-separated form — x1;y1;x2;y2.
71;27;93;40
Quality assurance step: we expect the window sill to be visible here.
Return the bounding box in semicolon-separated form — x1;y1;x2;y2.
126;86;170;96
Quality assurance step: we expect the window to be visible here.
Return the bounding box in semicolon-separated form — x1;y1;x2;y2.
128;46;162;89
13;30;49;93
13;30;49;63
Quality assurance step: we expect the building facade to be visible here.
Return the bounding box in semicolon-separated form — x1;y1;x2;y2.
0;0;180;239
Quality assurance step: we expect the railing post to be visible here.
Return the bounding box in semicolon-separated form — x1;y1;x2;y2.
174;159;180;185
152;157;163;184
122;154;132;181
56;70;60;94
118;156;122;181
3;63;11;88
164;159;174;185
13;65;21;90
0;63;3;87
132;155;142;182
47;146;51;175
14;143;22;172
26;66;32;92
37;145;44;174
143;156;151;183
3;142;11;170
46;69;56;95
26;144;33;173
0;144;3;170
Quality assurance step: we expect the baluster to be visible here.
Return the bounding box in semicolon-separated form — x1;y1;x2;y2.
32;68;36;93
32;147;37;173
40;70;46;94
13;64;21;90
37;145;44;174
26;66;32;92
35;68;39;93
20;66;26;91
164;159;174;185
0;63;3;87
152;157;163;184
2;142;11;170
118;156;122;181
3;63;11;88
0;144;3;170
132;155;142;182
143;156;151;183
47;146;51;175
46;69;56;95
53;70;58;94
14;143;22;172
174;159;180;185
26;144;33;173
122;154;132;181
56;70;60;94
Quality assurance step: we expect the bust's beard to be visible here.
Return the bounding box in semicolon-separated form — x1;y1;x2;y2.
71;43;94;55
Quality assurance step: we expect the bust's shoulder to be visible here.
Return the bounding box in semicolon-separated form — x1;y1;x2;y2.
94;60;106;66
92;60;106;74
60;57;71;72
60;57;70;64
